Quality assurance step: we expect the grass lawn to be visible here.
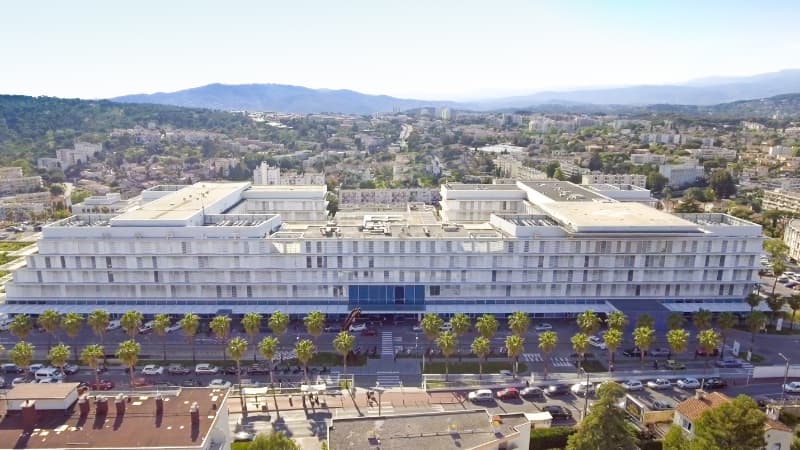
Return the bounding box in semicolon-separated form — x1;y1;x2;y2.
423;360;528;375
0;253;19;266
0;241;32;252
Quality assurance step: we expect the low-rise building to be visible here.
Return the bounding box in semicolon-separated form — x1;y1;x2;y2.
659;164;706;189
769;145;794;159
763;189;800;213
581;173;647;188
252;162;324;185
630;152;667;165
55;142;101;169
686;147;737;161
0;166;43;195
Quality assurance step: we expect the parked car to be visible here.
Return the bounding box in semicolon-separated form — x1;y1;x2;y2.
544;383;571;396
695;348;720;357
622;348;647;358
106;320;121;331
195;363;219;375
784;382;800;393
588;336;606;349
167;364;191;375
11;377;29;386
90;380;115;390
28;363;45;374
62;364;79;375
247;365;269;375
652;400;674;410
715;358;743;368
542;405;572;420
38;377;63;384
498;370;513;377
182;379;202;387
324;325;342;333
349;323;367;332
571;381;595;397
664;360;686;370
496;387;520;400
621;380;644;391
224;365;248;375
361;328;377;336
520;386;544;400
208;379;232;389
647;378;672;390
534;323;553;332
142;364;165;375
468;389;494;402
702;377;728;389
165;323;182;333
34;367;64;381
1;363;24;374
138;321;154;334
649;348;671;357
676;378;701;389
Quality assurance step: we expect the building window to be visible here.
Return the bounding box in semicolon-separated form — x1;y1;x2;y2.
154;271;159;282
306;257;312;268
430;286;440;296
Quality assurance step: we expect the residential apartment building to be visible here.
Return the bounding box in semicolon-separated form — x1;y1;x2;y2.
581;173;647;188
784;219;800;261
686;147;737;161
338;188;440;208
54;142;101;169
659;164;706;189
769;145;794;159
630;152;666;165
252;162;324;185
0;167;43;195
763;189;800;213
3;180;762;318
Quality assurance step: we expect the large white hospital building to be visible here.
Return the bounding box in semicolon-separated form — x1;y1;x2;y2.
3;180;763;318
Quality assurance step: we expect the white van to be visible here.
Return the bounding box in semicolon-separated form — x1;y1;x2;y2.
35;367;64;381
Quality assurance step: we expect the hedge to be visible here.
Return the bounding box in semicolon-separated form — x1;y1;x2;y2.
530;426;576;450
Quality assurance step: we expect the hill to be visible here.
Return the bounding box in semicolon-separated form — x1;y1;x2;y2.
113;83;451;115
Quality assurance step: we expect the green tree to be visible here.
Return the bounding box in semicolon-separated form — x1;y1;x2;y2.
745;311;767;348
303;311;326;342
697;329;721;371
746;293;762;312
632;326;655;366
333;331;355;374
667;312;686;330
772;260;787;295
765;238;789;294
538;331;558;380
294;339;316;383
37;309;61;351
242;312;262;361
87;310;110;364
152;314;171;362
475;314;498;339
180;313;201;365
81;344;105;387
709;169;736;199
571;333;590;371
788;294;800;330
603;328;622;368
420;313;444;345
471;336;491;379
436;331;457;380
666;328;690;358
662;425;691;450
9;314;32;341
674;198;703;213
766;295;786;327
210;315;232;360
606;311;628;331
693;395;766;450
717;312;737;359
636;313;655;329
566;382;637;450
505;335;525;377
576;310;600;336
450;313;471;356
60;312;83;362
116;339;141;389
246;431;300;450
9;341;34;373
227;337;248;411
258;336;279;386
47;343;70;376
268;311;290;362
508;311;530;337
693;309;713;331
120;310;143;339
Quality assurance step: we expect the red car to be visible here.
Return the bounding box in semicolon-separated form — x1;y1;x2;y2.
695;348;720;357
90;380;115;391
496;387;520;400
361;329;377;336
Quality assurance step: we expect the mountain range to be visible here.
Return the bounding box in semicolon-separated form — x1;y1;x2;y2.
112;69;800;114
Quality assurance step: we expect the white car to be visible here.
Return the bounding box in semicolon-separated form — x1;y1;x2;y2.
37;377;63;384
106;320;121;331
349;323;367;332
784;381;800;393
142;364;164;376
588;336;606;349
439;322;453;332
467;389;494;402
195;363;219;375
166;323;182;333
676;378;701;389
498;370;513;377
534;323;553;332
647;378;672;390
11;377;28;386
570;381;595;396
208;379;232;389
621;380;644;391
28;363;45;374
412;325;422;332
138;321;154;334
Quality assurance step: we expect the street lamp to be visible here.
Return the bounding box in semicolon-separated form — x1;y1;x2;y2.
779;352;790;406
374;381;385;416
581;369;590;420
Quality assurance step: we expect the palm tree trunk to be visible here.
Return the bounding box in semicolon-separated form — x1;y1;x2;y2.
100;333;107;365
191;337;196;365
94;366;100;387
237;360;245;412
543;353;549;380
303;364;308;384
162;336;167;363
343;354;347;375
129;367;135;391
479;358;483;379
445;356;449;381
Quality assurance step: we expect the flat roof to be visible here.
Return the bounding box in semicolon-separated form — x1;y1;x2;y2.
6;383;78;400
113;182;248;222
328;410;529;450
444;183;521;191
521;180;609;202
0;388;225;449
542;202;701;233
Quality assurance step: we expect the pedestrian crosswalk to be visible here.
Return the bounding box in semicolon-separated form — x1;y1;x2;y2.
430;404;445;412
521;353;573;367
381;332;394;357
367;403;394;415
376;371;402;388
316;371;341;385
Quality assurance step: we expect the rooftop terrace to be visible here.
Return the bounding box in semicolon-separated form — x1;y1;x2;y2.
521;180;609;202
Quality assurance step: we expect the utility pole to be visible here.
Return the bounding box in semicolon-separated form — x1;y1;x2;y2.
780;352;790;406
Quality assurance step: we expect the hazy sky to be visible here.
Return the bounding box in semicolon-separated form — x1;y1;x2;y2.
2;0;799;100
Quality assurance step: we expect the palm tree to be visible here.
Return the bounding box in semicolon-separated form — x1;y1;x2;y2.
538;331;558;379
632;326;655;367
475;314;498;340
152;314;171;362
693;309;713;331
508;312;530;337
47;343;70;377
667;312;686;331
9;341;34;374
436;331;457;381
636;314;655;329
258;336;279;386
666;329;690;359
772;259;787;296
227;337;248;411
180;313;201;365
116;339;141;389
576;310;600;336
421;313;444;355
9;314;32;341
333;331;355;374
268;311;290;362
716;312;736;359
471;336;491;379
60;312;83;363
450;313;471;357
81;344;105;387
87;310;110;364
37;309;61;351
505;335;525;378
209;315;232;360
120;310;143;339
571;332;590;372
746;293;762;312
697;329;721;372
745;312;767;348
303;311;326;342
294;339;316;383
247;431;300;450
606;311;628;331
603;328;623;368
788;295;800;330
766;295;786;328
241;312;262;361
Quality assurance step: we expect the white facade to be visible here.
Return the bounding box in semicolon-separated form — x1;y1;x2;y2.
55;142;101;169
659;164;706;188
686;147;737;161
4;180;762;317
339;188;440;208
630;153;666;165
253;162;324;185
581;173;647;188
